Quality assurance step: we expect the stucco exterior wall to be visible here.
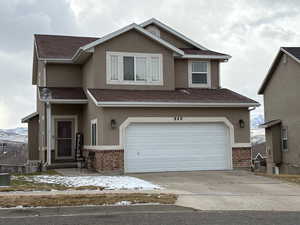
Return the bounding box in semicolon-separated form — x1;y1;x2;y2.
144;24;194;49
99;107;250;145
27;116;39;160
175;59;220;88
264;53;300;173
84;29;175;90
46;64;82;87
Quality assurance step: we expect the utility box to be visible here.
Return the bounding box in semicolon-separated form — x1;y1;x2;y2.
0;173;10;186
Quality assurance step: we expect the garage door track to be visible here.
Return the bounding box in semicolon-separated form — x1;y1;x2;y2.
132;170;300;211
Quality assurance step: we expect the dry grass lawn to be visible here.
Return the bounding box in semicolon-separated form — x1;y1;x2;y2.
0;170;104;192
0;193;177;208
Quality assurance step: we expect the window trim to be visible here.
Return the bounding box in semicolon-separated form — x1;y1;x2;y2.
91;119;98;146
106;51;163;86
188;60;211;88
281;126;288;152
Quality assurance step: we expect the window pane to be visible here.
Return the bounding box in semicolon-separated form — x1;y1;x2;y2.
110;55;118;80
283;140;288;150
92;123;96;146
192;73;207;84
123;56;134;81
151;57;159;81
192;62;207;72
136;57;147;81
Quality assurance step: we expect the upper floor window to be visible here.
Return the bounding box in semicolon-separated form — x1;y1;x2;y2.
188;61;211;88
106;52;163;85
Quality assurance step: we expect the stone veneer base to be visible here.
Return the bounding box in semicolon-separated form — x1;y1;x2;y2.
84;147;251;173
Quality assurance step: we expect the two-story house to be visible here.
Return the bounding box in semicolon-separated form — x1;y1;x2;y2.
22;18;259;173
259;47;300;174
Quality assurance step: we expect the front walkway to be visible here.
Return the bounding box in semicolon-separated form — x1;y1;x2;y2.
131;170;300;211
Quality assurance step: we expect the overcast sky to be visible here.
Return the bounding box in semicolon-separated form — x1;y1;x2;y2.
0;0;299;128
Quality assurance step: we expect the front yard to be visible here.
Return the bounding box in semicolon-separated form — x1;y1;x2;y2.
0;170;160;192
0;193;177;208
0;170;175;208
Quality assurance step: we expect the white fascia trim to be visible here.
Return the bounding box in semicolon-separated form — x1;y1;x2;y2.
95;101;260;107
21;112;39;123
232;143;252;148
281;47;300;64
83;145;123;151
86;89;99;106
40;99;88;104
181;54;231;60
76;23;184;57
140;18;208;50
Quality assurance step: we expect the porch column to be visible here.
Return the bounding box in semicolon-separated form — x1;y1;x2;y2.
46;102;52;165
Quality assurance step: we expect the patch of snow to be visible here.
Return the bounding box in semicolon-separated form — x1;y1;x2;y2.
0;127;28;143
114;200;132;206
26;175;161;190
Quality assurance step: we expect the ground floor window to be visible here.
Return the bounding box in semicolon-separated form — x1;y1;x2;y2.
281;126;288;151
91;119;97;146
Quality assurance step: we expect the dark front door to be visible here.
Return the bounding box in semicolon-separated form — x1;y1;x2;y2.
55;119;74;159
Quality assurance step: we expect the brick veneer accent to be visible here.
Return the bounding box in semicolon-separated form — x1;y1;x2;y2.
83;149;124;173
83;147;251;173
232;147;252;168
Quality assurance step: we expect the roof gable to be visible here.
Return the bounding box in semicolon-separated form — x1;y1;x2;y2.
76;23;184;59
258;47;300;94
140;18;208;51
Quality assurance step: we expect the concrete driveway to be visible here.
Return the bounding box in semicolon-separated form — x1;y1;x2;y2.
132;170;300;211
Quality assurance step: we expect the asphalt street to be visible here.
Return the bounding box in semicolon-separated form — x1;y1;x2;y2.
0;205;300;225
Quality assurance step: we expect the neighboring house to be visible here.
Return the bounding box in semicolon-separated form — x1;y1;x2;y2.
259;47;300;174
252;142;267;161
22;18;259;173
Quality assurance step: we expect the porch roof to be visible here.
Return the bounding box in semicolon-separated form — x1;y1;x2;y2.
87;88;259;107
259;119;281;128
21;112;39;123
39;87;88;104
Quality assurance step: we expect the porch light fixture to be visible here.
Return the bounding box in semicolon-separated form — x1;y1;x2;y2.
111;119;117;129
239;119;245;128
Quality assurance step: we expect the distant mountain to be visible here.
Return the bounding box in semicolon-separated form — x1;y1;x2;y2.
0;127;28;143
251;114;264;129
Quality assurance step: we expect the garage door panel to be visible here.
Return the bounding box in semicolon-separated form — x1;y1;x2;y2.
125;123;231;173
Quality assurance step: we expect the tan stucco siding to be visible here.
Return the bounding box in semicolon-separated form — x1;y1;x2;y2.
144;24;194;49
100;107;250;145
46;64;82;87
85;29;175;90
264;53;300;171
82;98;104;146
175;59;220;88
82;57;94;89
27;116;39;160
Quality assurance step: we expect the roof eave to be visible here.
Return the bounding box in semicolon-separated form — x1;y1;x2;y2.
21;112;39;123
180;54;231;60
94;101;260;108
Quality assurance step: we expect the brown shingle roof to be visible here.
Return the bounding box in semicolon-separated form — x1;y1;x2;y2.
35;34;99;59
180;48;229;57
282;47;300;60
39;87;87;100
88;88;258;105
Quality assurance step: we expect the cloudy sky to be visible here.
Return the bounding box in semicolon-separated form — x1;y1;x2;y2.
0;0;299;128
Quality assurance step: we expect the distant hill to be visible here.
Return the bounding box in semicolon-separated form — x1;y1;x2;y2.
0;127;28;143
251;114;264;129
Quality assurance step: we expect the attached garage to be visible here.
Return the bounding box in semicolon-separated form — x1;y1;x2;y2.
124;122;232;173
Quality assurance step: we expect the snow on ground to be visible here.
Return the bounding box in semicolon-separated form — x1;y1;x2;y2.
26;175;161;190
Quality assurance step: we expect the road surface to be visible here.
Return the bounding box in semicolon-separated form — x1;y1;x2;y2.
0;205;299;225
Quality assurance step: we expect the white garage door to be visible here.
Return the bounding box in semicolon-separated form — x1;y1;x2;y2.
125;123;231;173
